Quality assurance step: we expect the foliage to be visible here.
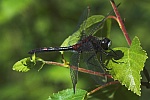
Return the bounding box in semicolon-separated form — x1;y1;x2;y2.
47;88;87;100
13;15;147;99
107;36;148;96
1;0;150;100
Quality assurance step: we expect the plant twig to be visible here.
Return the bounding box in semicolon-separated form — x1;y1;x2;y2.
87;81;119;95
44;60;112;79
110;0;131;46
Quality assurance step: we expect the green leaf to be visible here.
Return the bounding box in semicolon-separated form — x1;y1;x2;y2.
12;55;45;72
47;88;87;100
107;36;148;96
12;57;32;72
60;15;105;54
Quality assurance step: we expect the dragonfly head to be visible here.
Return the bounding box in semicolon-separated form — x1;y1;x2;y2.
101;38;111;50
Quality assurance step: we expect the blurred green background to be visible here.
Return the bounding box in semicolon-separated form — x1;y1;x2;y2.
0;0;150;99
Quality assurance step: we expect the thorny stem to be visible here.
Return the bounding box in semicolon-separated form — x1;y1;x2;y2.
110;0;131;46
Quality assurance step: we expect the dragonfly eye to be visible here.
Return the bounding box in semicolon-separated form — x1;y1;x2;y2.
101;38;111;50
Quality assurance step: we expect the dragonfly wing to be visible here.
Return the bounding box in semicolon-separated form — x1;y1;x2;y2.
85;8;115;37
70;52;81;93
74;6;90;34
82;42;107;84
60;7;90;52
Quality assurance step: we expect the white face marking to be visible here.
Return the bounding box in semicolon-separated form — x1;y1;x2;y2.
102;41;105;43
108;41;111;47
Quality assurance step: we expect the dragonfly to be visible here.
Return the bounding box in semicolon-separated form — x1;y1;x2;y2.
28;7;113;93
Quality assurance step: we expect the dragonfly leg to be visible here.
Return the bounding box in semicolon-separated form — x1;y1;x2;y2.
85;54;103;71
106;50;125;64
99;53;112;70
84;52;107;84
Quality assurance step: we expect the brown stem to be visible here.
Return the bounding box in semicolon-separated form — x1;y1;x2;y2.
70;65;112;79
87;81;119;96
44;61;112;79
110;0;131;46
108;15;117;21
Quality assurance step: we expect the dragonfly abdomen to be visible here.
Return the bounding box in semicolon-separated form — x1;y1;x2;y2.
28;46;73;54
